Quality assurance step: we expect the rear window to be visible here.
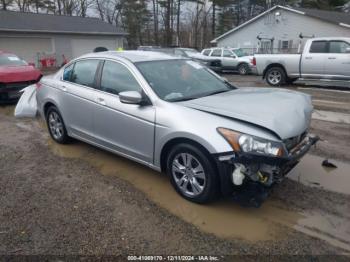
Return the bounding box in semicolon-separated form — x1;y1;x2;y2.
0;54;27;66
309;41;328;53
202;49;211;56
211;49;222;57
70;60;100;88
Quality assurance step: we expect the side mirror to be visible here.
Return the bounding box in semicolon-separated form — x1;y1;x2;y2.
345;47;350;53
119;91;143;104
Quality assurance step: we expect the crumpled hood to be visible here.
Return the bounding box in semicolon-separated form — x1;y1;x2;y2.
181;88;313;139
0;65;42;83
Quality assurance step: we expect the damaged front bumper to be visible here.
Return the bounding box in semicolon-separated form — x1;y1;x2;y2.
214;134;319;206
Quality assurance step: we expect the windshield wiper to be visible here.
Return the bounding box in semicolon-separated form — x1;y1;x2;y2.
169;96;199;102
170;89;231;102
203;89;230;97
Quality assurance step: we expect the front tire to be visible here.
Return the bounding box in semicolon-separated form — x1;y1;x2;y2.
166;143;219;204
266;67;286;86
45;106;70;144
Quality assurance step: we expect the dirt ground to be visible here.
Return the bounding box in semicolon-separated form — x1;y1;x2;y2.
0;75;350;259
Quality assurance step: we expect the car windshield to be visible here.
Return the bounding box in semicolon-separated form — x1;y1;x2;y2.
0;54;27;66
182;49;199;56
232;49;247;57
136;59;236;102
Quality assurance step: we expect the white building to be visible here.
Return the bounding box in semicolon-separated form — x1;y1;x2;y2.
0;11;127;65
211;5;350;54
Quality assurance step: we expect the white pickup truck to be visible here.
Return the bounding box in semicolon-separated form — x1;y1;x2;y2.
255;37;350;86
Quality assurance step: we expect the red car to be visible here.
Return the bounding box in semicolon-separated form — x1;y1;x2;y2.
0;51;42;101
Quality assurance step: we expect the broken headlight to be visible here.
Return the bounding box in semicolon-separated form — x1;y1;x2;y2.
217;128;285;157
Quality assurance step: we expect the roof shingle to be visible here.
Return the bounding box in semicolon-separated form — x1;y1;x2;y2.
0;10;126;36
294;7;350;26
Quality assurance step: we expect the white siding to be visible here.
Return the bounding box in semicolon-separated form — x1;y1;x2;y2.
0;32;125;66
70;37;120;58
0;36;53;63
216;8;350;53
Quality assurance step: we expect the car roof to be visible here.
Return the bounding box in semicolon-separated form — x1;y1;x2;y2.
79;50;182;63
0;50;16;56
307;37;350;41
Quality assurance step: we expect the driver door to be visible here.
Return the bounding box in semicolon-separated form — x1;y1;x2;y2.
93;60;155;163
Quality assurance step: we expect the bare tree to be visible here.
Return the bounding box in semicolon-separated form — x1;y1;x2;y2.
76;0;93;17
14;0;29;11
1;0;14;10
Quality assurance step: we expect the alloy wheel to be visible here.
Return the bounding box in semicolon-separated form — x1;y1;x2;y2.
268;70;282;85
171;153;206;197
48;111;64;140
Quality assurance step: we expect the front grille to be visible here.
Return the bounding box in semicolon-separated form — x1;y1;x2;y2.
283;131;307;151
4;80;37;89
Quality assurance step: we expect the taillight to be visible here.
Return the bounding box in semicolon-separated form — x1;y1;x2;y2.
251;57;256;66
36;82;42;90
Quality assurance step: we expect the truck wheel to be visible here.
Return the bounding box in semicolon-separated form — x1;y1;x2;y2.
238;63;249;75
166;143;219;204
266;67;286;86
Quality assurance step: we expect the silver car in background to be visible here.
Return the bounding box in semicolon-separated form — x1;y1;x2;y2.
36;51;318;207
201;47;256;75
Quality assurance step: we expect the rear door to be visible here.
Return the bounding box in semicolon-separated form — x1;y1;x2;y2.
93;60;155;163
325;40;350;79
301;40;328;78
221;49;238;69
59;59;100;141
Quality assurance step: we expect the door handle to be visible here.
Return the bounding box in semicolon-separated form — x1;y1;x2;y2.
305;57;312;60
328;57;336;60
96;97;106;106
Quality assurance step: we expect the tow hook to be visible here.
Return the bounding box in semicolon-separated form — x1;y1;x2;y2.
257;171;268;184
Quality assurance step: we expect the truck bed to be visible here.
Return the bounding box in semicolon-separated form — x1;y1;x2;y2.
255;54;301;77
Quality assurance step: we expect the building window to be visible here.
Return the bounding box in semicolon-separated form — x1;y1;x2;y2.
282;40;289;49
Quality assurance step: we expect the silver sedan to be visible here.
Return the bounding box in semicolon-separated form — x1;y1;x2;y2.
36;51;318;206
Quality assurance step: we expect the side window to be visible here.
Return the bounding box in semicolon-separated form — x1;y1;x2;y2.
223;50;233;57
71;60;100;87
211;49;222;57
202;49;211;56
100;61;142;95
329;41;350;53
174;49;186;57
309;41;328;53
63;63;74;81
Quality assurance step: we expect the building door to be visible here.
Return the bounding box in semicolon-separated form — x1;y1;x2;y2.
71;38;120;58
0;37;52;64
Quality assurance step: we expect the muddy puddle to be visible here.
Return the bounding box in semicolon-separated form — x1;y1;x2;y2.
0;105;15;116
288;154;350;195
44;133;350;252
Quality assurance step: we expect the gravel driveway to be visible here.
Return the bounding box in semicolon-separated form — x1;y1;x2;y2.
1;75;350;259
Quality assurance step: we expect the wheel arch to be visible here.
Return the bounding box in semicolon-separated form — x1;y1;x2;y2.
43;101;58;116
262;63;287;79
160;137;215;173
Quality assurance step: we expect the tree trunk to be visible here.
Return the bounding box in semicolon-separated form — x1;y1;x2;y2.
176;0;181;46
152;0;159;45
211;1;215;38
165;0;172;46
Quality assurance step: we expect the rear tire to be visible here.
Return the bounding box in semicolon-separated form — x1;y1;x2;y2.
265;67;286;86
238;63;249;75
45;106;70;144
166;143;219;204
